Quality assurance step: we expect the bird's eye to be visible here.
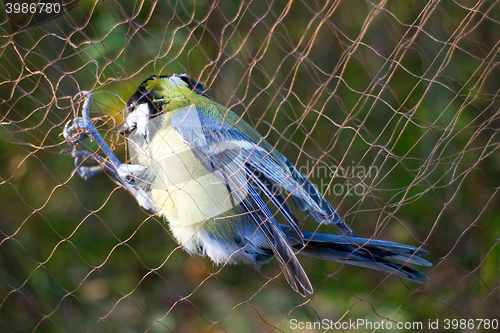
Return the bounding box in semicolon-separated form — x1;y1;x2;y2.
127;103;137;113
177;75;212;100
178;75;192;88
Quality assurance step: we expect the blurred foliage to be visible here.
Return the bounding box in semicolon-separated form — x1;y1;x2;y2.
1;0;500;332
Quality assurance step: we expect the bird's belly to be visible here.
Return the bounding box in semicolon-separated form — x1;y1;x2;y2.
128;116;269;264
144;125;236;228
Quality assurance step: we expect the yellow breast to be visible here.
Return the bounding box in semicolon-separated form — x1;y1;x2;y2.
135;114;236;228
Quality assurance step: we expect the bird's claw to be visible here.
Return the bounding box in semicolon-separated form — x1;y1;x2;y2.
63;91;108;179
63;90;95;145
62;90;145;202
63;117;90;145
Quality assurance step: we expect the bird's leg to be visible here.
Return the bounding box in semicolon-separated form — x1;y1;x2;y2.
64;91;124;176
65;149;118;180
63;92;144;187
63;91;156;211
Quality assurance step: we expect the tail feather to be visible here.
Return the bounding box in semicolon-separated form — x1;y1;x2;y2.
292;230;430;282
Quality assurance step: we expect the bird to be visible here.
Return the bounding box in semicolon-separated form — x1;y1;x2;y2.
63;74;431;296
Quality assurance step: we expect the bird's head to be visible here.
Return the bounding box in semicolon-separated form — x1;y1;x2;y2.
121;74;211;135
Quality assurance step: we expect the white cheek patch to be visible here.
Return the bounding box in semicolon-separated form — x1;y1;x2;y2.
127;103;151;136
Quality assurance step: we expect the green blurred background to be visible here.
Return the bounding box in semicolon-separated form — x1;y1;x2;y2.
1;0;499;332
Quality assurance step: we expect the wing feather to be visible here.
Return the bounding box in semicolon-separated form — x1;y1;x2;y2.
170;106;313;294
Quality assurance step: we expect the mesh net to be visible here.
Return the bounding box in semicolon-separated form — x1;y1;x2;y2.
1;0;499;332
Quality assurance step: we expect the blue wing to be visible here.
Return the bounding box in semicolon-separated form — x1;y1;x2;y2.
171;106;358;234
170;105;316;294
170;105;360;295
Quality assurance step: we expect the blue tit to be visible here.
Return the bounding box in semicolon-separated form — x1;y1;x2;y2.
63;74;431;296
